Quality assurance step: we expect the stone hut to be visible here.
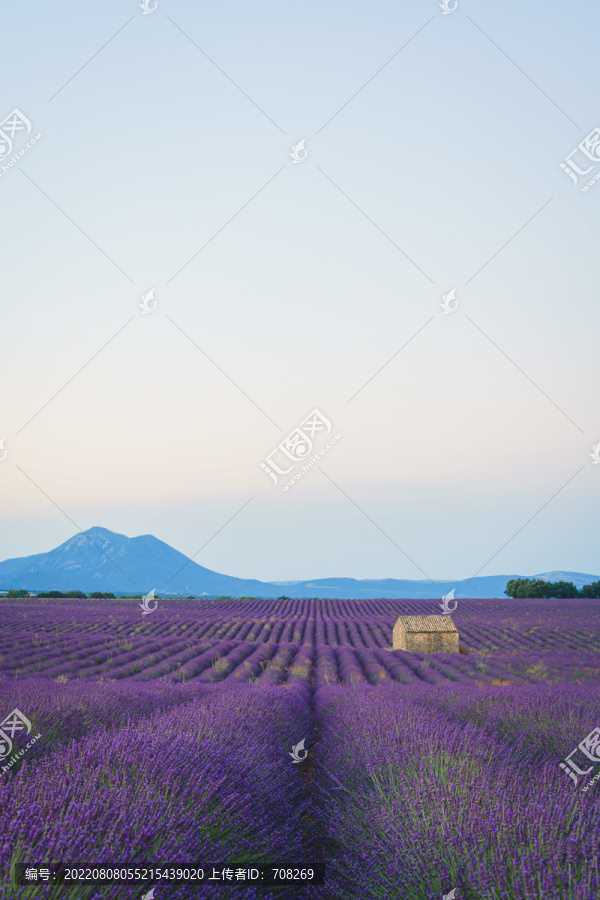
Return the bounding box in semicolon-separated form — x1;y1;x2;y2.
393;615;459;653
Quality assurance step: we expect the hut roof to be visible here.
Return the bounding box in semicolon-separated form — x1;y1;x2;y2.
395;615;457;633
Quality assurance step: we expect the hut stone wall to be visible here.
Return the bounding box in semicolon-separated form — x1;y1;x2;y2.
393;615;459;653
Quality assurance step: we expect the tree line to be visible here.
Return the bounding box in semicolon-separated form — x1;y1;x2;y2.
504;578;600;598
2;590;200;599
4;589;117;598
4;582;599;600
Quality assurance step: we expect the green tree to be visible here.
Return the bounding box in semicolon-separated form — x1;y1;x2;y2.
65;590;87;598
505;578;580;598
7;589;28;598
505;578;533;598
35;590;64;598
546;580;579;598
523;579;551;598
581;581;600;598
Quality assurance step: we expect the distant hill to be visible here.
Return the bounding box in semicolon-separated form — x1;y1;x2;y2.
0;526;597;599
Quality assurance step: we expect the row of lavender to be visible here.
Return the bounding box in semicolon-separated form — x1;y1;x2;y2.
3;620;597;657
1;683;316;899
314;682;600;899
2;610;599;666
0;615;395;652
2;594;599;630
2;679;599;898
3;633;600;687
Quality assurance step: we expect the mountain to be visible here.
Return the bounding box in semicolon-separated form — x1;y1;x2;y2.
0;527;272;597
0;527;598;599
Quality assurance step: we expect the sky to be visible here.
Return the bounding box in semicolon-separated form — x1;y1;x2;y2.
0;0;599;584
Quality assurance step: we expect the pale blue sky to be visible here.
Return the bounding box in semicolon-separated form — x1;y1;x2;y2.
0;0;599;582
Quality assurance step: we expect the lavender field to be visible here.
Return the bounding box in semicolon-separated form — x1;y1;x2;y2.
1;595;600;899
